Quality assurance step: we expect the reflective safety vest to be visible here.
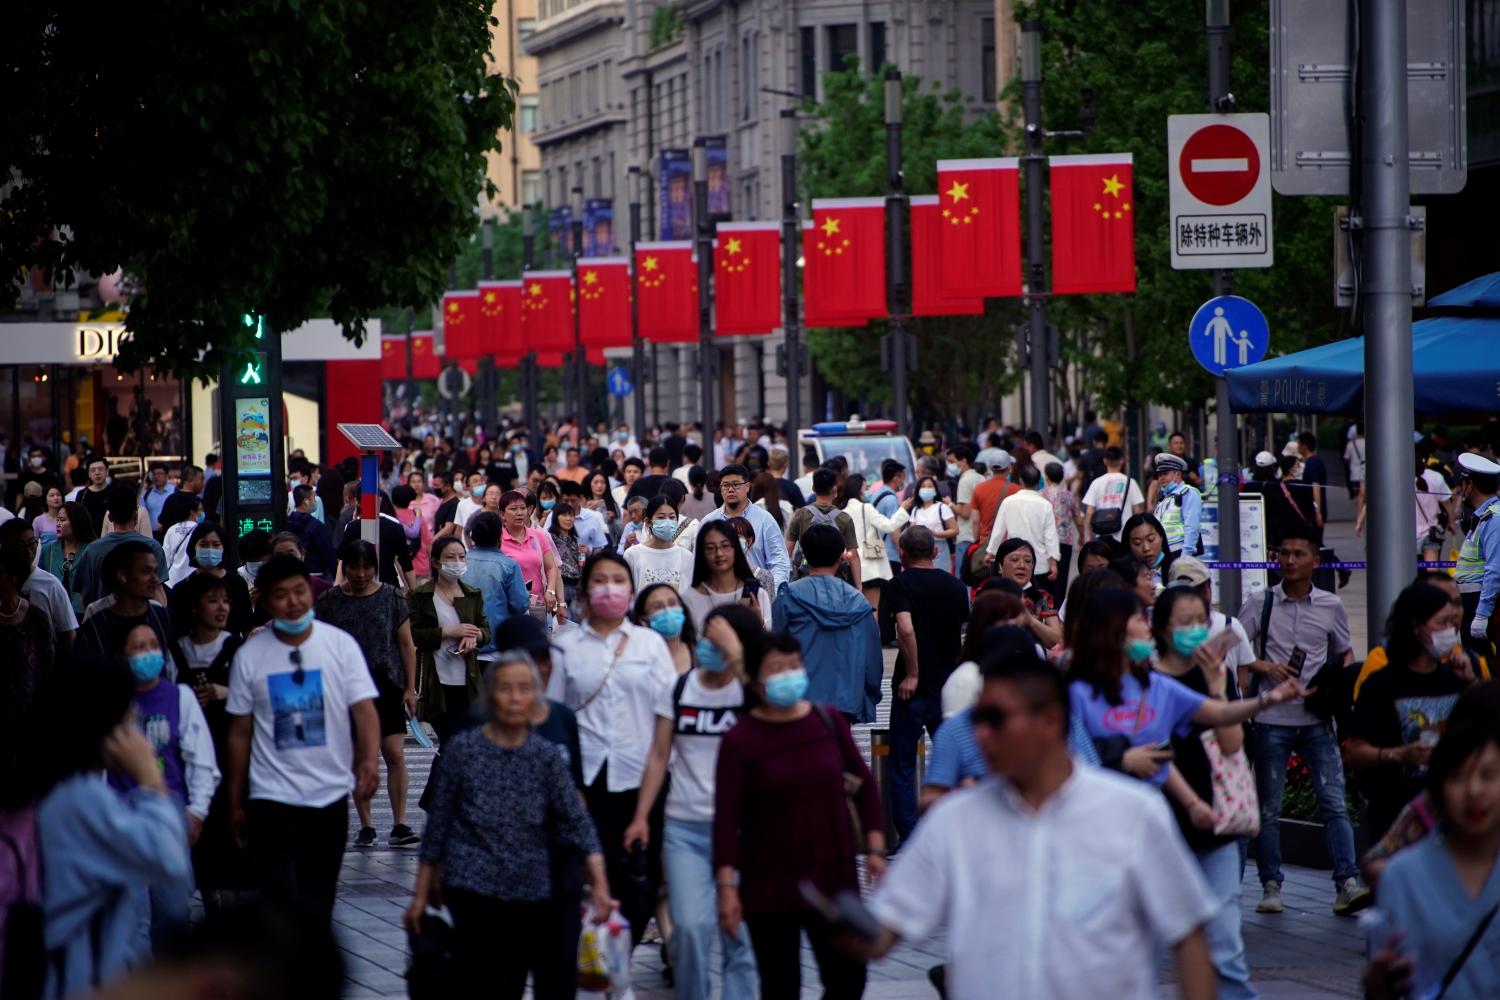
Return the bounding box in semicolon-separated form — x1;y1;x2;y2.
1454;497;1497;591
1155;489;1187;552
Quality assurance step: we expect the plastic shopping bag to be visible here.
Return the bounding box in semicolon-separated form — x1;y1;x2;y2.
576;906;632;994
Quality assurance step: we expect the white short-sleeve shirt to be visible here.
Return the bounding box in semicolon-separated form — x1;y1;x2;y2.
226;623;379;807
871;766;1216;1000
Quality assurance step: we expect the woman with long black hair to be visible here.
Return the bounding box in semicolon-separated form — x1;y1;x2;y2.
683;519;772;628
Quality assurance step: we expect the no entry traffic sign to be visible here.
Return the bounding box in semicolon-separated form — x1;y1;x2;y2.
1168;113;1274;270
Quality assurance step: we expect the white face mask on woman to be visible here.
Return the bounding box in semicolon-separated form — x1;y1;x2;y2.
1422;626;1460;660
439;561;467;581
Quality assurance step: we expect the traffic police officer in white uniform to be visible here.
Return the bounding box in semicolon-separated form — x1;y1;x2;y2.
1454;451;1500;649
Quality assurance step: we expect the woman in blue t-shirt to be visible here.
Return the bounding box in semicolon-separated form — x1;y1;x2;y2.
1066;586;1303;785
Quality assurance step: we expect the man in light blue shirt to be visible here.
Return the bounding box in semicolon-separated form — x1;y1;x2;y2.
560;481;612;552
463;511;530;657
141;463;177;532
699;462;792;591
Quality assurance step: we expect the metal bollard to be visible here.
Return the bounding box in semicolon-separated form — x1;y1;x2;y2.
868;728;926;841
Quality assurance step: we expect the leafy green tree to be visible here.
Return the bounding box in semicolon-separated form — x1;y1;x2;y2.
798;68;1026;423
2;1;516;377
1015;0;1344;414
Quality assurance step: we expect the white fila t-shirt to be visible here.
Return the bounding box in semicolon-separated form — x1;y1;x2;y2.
654;669;744;823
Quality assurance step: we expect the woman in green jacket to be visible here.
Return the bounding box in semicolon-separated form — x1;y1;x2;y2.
409;536;492;747
38;500;97;617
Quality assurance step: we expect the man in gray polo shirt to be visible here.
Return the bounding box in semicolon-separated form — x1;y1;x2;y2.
1238;522;1368;917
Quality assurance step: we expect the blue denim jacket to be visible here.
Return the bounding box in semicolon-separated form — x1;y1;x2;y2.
465;546;530;654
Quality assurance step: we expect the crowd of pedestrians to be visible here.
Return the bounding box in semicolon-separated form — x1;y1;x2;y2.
1;414;1498;999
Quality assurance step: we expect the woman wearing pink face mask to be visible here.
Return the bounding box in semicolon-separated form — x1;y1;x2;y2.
546;550;679;947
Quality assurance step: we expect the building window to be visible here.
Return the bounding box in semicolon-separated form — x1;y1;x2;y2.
519;95;539;132
592;156;602;197
740;33;756;121
522;170;541;206
586;65;598;113
982;18;996;101
827;23;858;73
869;22;886;73
518;17;535;40
570;71;582;118
799;26;817;97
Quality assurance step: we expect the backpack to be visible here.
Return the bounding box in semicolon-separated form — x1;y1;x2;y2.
790;505;843;580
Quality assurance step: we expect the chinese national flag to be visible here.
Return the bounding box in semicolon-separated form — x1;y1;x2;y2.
448;356;478;376
577;258;631;349
478;280;523;366
801;224;868;328
1049;153;1136;295
441;290;482;357
634;242;697;343
536;351;566;368
806;198;885;321
521;271;575;353
381;336;404;379
934;158;1022;298
910;197;985;317
714;222;780;335
410;332;440;378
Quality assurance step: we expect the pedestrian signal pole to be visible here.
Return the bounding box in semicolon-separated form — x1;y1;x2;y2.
883;67;913;439
1021;23;1050;440
521;206;540;433
780;108;803;437
629;165;648;435
1207;0;1242;616
693;137;717;471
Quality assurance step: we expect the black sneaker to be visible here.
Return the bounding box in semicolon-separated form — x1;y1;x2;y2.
389;824;421;847
353;826;378;848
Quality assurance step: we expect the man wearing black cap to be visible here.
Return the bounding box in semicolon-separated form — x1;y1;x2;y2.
1153;453;1203;559
1454;451;1500;647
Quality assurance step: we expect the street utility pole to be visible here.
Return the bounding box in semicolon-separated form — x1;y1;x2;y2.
521;206;540;432
629;165;648;435
780;108;802;437
883;68;912;438
1360;0;1417;636
1207;0;1241;617
1020;23;1050;439
693;138;717;471
570;186;588;432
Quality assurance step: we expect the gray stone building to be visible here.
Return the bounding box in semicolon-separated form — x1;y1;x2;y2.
526;0;996;429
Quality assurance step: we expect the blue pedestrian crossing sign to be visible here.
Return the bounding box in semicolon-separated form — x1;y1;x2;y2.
607;366;634;397
1189;295;1268;376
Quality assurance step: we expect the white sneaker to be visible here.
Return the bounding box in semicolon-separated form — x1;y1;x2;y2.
1255;882;1284;913
1333;877;1372;916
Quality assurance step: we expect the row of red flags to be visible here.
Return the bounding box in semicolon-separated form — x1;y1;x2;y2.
382;154;1134;378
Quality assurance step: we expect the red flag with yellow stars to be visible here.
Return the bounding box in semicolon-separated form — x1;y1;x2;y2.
1049;153;1136;295
714;222;781;335
634;242;697;343
478;280;523;366
410;332;440;378
520;271;575;353
934;158;1022;299
441;290;482;358
806;198;885;321
910;197;985;317
576;257;631;349
801;223;868;328
380;335;405;380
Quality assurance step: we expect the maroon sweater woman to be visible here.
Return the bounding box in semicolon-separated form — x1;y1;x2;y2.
713;631;884;1000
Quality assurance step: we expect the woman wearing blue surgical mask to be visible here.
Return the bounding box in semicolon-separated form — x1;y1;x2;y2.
626;604;759;1000
1147;587;1258;1000
624;495;695;597
118;621;218;943
712;628;885;999
168;521;254;636
635;582;697;674
683;520;773;629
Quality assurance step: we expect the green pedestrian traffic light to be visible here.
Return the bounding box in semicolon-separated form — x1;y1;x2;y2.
239;360;262;384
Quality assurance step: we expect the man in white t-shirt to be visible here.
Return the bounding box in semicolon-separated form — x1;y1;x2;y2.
225;554;379;925
1342;423;1366;498
862;648;1218;1000
947;445;987;576
1;519;79;650
1081;446;1145;543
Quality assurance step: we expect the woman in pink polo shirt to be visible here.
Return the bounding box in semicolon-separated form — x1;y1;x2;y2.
499;489;568;624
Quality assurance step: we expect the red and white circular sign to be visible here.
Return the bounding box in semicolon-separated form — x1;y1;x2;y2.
1178;124;1261;206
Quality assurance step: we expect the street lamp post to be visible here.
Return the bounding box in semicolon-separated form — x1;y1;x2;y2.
780;108;802;437
883;67;912;438
1207;0;1241;617
1020;23;1050;439
480;218;497;434
693;138;717;471
629;165;648;435
521;205;540;432
571;185;588;432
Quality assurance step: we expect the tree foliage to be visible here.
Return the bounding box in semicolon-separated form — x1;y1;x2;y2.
2;1;516;378
798;68;1025;421
1015;0;1345;413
